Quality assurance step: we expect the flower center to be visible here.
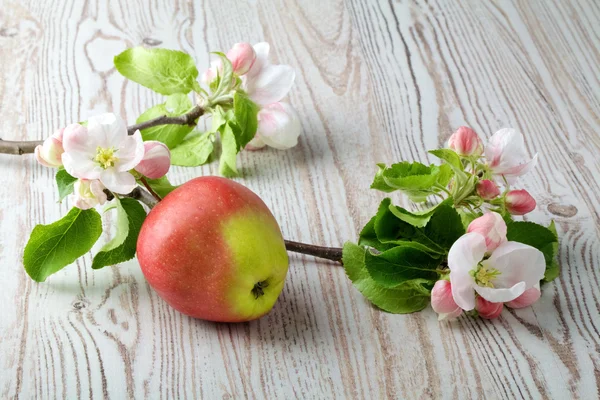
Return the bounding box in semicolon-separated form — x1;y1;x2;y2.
94;147;118;169
470;264;501;288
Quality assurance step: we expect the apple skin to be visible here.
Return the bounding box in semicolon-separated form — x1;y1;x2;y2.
136;176;289;322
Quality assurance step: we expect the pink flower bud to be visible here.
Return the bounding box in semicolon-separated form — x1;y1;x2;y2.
135;141;171;179
505;285;541;309
448;126;483;157
476;179;500;200
34;128;65;168
505;189;536;215
431;280;463;320
227;42;256;76
467;212;507;252
476;296;503;319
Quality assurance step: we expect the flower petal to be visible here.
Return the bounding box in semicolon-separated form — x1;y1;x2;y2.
115;130;145;171
245;135;266;151
505;284;541;309
62;152;103;180
485;128;537;182
257;102;302;149
474;282;526;303
87;113;128;148
448;233;487;311
62;123;96;155
100;169;136;194
135;140;171;179
245;42;270;80
483;241;546;290
246;64;295;106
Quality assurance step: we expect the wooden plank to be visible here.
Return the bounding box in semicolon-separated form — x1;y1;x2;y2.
0;0;598;398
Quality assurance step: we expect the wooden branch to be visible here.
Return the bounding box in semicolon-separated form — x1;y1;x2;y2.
0;105;204;155
284;240;343;263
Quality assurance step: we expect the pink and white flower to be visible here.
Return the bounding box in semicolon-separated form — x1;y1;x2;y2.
467;212;507;252
242;42;295;107
246;102;302;150
448;222;545;311
62;114;145;194
431;280;463;320
448;126;483;157
135;141;171;179
485;128;538;183
70;179;107;210
505;189;536;215
35;128;65;168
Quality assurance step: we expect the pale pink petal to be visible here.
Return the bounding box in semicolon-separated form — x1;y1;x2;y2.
89;180;108;205
70;179;100;210
227;42;256;75
87;113;128;148
437;307;463;321
485;128;537;183
100;169;136;194
505;284;541;309
245;42;270;80
135;141;171;179
35;137;64;168
431;280;459;314
115;130;145;171
474;282;526;303
257;102;302;149
448;233;487;311
62;152;103;180
62;124;96;155
482;241;546;290
246;64;295;106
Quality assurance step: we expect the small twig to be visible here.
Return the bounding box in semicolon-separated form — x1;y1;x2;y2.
122;187;158;208
0;105;205;155
139;177;162;202
0;139;43;155
283;240;343;263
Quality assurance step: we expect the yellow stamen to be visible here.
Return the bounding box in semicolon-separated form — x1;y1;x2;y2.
470;264;501;288
94;147;118;169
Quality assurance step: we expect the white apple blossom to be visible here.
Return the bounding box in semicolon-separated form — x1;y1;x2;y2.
485;128;538;183
448;232;545;311
246;102;302;150
62;114;144;194
70;179;107;210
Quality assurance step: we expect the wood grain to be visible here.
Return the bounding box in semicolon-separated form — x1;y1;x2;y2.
1;0;599;398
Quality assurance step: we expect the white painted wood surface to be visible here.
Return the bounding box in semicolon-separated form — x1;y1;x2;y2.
1;0;599;398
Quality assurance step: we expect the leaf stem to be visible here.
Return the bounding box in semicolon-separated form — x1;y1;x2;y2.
139;177;162;202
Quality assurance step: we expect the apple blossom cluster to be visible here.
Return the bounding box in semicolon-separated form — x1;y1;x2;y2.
342;126;559;320
35;114;170;209
201;42;301;150
24;42;301;282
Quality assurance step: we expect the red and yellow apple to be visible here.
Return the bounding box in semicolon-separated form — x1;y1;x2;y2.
136;177;289;322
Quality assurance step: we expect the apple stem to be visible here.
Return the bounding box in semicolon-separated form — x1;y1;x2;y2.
284;240;343;263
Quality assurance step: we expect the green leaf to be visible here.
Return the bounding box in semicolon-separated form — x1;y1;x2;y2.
365;246;441;288
429;149;463;171
373;162;448;202
114;47;198;95
423;204;465;250
144;176;179;198
388;198;453;228
55;169;78;202
543;221;560;282
92;198;146;269
232;91;259;150
136;94;195;149
342;242;432;314
171;132;215;166
506;220;559;282
219;123;238;177
211;52;234;98
23;207;102;282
